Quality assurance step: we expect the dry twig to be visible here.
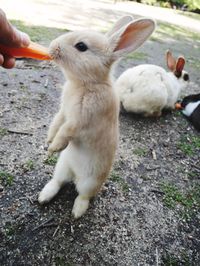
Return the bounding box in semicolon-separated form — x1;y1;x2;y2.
7;129;33;136
52;226;60;237
32;217;55;231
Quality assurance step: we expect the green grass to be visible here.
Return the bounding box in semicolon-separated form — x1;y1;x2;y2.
187;171;198;178
0;128;8;137
153;21;200;41
19;85;28;92
5;223;16;237
133;147;148;157
162;254;180;266
161;182;200;219
161;183;190;209
24;160;35;171
54;256;73;266
110;172;129;192
140;175;151;181
0;171;14;186
176;10;200;20
150;35;164;43
174;110;182;117
126;51;149;60
177;135;200;156
11;20;67;44
178;142;194;156
162;252;190;266
44;155;58;166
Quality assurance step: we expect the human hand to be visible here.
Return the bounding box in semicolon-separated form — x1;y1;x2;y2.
0;9;30;68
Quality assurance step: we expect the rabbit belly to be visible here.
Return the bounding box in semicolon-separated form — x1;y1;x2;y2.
60;141;113;194
59;82;118;189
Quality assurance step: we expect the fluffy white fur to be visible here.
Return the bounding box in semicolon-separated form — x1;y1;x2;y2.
38;16;155;218
115;55;189;117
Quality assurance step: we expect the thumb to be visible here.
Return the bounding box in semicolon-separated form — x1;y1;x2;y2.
0;9;30;47
0;21;30;48
9;27;30;47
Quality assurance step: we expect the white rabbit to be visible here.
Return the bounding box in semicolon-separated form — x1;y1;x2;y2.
38;16;155;218
115;51;189;117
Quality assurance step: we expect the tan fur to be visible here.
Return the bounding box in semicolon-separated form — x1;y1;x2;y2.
38;16;155;218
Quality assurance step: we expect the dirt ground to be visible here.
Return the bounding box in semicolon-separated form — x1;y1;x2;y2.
0;3;200;266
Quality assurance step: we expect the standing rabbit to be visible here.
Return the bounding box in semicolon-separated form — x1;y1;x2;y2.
38;16;155;218
115;50;189;117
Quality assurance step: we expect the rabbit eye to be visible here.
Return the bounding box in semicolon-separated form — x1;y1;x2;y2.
183;73;189;81
75;42;88;52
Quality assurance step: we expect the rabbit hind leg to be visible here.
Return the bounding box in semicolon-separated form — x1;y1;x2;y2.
72;173;106;219
38;150;73;204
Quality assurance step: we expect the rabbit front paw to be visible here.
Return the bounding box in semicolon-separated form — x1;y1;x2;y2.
48;138;69;155
46;137;53;145
46;132;55;145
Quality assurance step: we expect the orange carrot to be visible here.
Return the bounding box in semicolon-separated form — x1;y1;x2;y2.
175;103;182;110
0;41;52;60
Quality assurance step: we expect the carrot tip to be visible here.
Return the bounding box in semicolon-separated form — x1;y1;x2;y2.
175;103;182;110
0;42;52;61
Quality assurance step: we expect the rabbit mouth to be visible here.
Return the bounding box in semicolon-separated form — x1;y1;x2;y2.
49;45;62;61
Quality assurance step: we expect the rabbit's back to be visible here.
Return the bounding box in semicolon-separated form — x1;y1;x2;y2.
116;65;169;115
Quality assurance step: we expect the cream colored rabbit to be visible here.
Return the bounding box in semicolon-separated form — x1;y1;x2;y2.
38;16;155;218
115;51;189;116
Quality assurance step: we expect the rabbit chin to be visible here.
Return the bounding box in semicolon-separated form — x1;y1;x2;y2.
59;58;111;84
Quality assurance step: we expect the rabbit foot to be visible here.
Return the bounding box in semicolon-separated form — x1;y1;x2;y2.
72;195;89;219
152;110;162;117
38;179;60;204
144;110;162;117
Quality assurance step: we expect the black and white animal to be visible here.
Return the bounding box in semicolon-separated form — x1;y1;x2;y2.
177;93;200;131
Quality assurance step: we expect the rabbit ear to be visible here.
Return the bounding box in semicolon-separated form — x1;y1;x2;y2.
176;56;185;74
109;18;155;58
106;16;134;37
166;50;176;71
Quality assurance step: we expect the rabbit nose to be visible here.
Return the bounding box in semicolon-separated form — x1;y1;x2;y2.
49;44;61;60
